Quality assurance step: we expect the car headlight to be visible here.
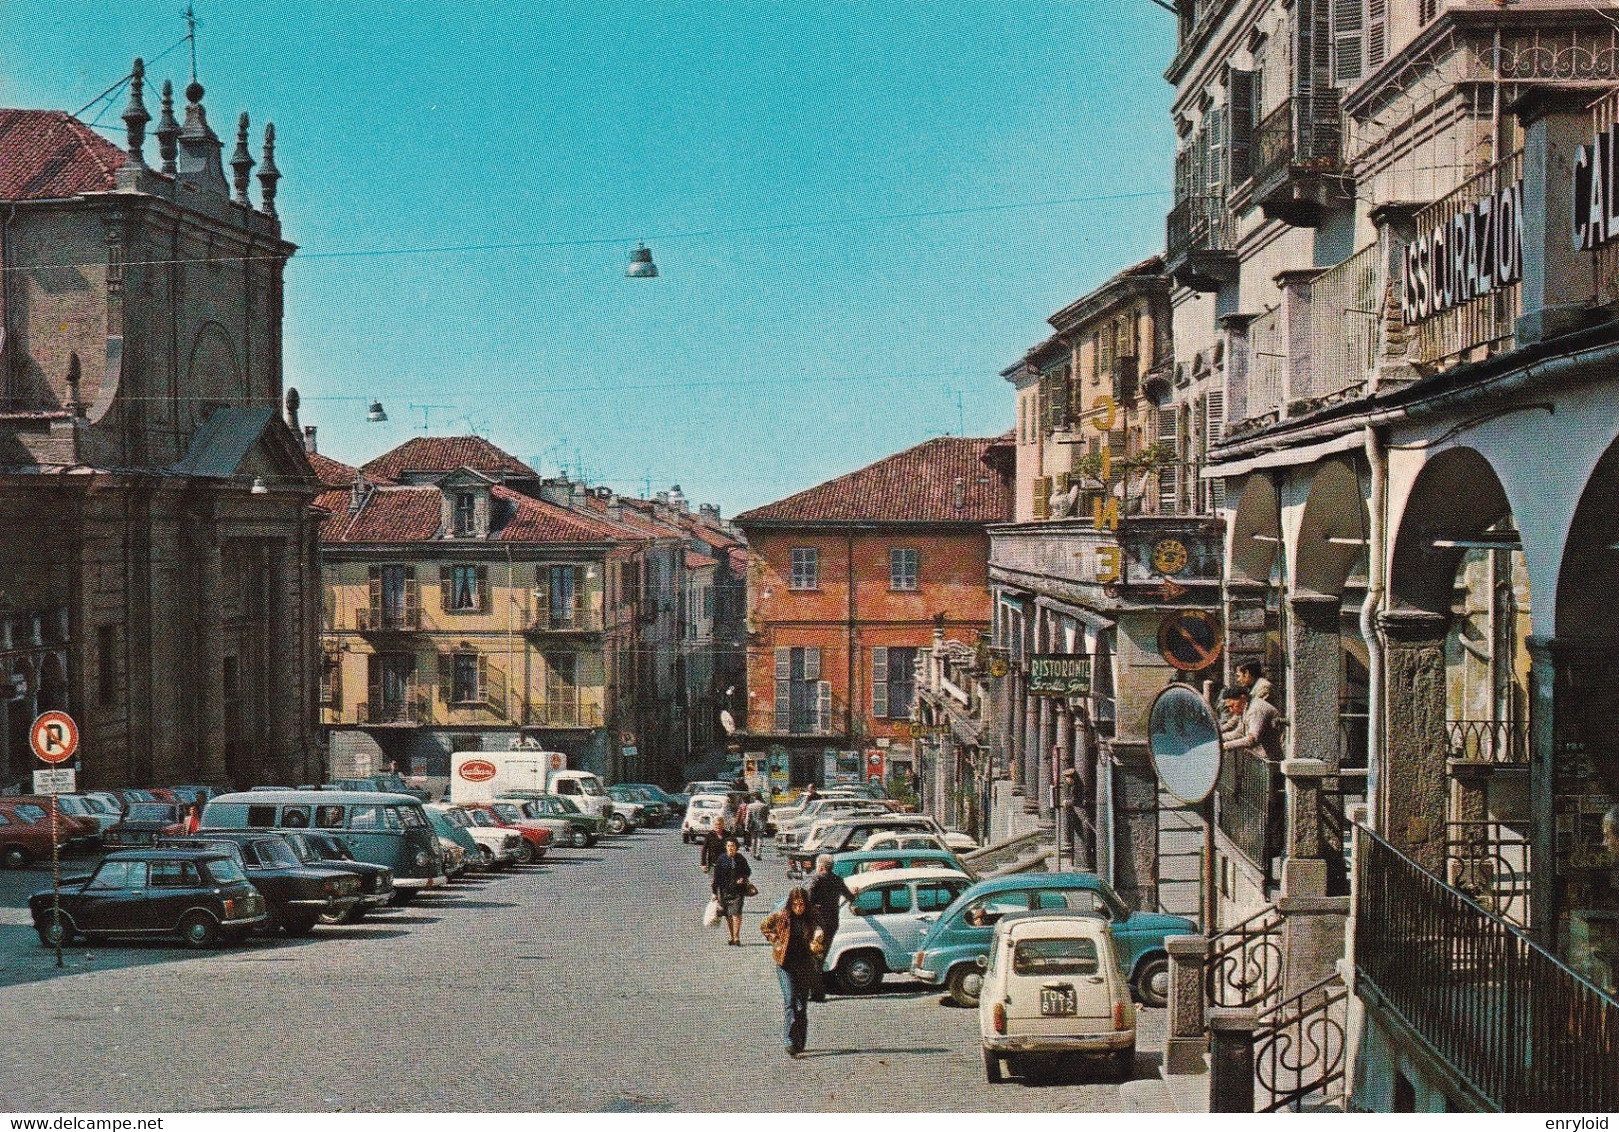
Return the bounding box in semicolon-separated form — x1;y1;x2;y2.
414;849;433;867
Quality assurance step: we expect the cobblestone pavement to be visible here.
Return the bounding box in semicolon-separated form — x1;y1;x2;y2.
0;831;1162;1112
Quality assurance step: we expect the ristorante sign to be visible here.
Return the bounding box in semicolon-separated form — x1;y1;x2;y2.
1401;179;1525;324
1573;121;1619;251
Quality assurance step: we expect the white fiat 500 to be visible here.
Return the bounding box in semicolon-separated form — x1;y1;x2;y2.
823;867;974;993
978;911;1135;1084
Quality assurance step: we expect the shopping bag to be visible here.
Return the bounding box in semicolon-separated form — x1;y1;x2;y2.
703;897;722;928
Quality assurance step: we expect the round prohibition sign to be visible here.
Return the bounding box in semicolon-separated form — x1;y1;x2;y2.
1157;611;1224;673
31;710;79;764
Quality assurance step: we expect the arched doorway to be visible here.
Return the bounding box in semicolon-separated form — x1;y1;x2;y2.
1549;430;1619;989
1387;447;1526;882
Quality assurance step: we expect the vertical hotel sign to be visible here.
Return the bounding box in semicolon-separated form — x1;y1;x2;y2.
1401;179;1525;324
1574;117;1619;251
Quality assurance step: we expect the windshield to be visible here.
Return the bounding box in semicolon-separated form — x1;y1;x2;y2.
494;804;523;821
12;804;48;822
85;796;119;814
125;803;176;823
391;805;427;829
441;809;471;828
249;840;300;868
467;810;497;827
281;834;316;862
374;773;409;790
57;798;87;815
575;777;604;797
204;857;248;885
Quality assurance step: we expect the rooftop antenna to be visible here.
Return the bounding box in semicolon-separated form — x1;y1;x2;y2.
945;386;965;437
408;403;455;432
184;2;199;82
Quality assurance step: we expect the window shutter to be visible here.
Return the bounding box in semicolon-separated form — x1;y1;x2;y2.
1033;476;1051;520
368;656;383;717
439;566;453;611
775;646;791;681
1206;388;1227;512
367;567;382;626
1332;0;1363;85
1367;0;1387;70
476;565;490;613
1227;68;1254;183
1205;106;1226;197
872;646;889;719
1157;408;1180;513
477;653;490;704
804;646;821;681
404;569;420;625
817;681;832;734
533;569;550;624
774;647;790;732
437;653;454;708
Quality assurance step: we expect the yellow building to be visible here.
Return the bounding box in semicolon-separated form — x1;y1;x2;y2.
312;437;667;791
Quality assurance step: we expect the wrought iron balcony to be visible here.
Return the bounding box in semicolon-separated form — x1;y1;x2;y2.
356;693;425;725
1216;748;1280;883
356;607;422;632
1445;819;1532;929
1165;193;1237;293
526;701;604;728
1447;718;1530;766
528;605;604;634
1247;91;1347;228
1356;826;1619;1111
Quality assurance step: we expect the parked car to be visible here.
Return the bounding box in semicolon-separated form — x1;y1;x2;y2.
787;815;966;878
681;794;731;842
438;836;469;878
104;802;188;847
829;848;971;880
55;794;118;837
487;800;575;850
456;803;552;863
608;785;667;826
167;785;220;807
0;805;70;867
861;831;952;854
425;806;483;873
30;847;267;949
1;798;101;845
774;798;890;848
910;872;1195;1008
600;791;646;833
163;832;362;935
110;788;160;811
979;911;1136;1083
203;790;445;904
623;783;685;815
427;804;521;869
496;794;599;847
682;780;733;799
279;831;395;921
824;868;975;993
82;791;127;817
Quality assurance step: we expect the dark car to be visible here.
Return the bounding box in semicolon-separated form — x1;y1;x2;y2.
105;802;188;848
30;848;266;949
279;831;395;922
623;783;686;816
162;833;361;935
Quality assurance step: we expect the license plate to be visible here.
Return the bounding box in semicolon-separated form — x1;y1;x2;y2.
1040;986;1077;1017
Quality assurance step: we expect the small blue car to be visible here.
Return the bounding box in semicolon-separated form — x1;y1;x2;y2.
910;872;1194;1008
828;848;971;880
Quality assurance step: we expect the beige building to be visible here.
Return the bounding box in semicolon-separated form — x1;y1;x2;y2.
0;67;320;788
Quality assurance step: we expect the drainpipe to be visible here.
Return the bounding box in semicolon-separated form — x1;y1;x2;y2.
1360;425;1387;831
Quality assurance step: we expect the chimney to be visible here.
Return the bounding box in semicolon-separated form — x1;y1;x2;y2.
538;476;573;506
349;474;368;514
302;425;317;454
606;493;623;522
669;485;688;512
953;477;967;510
699;503;720;524
655;491;670;506
570;481;588;510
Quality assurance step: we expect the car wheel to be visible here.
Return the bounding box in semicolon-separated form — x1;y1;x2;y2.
570;827;590;849
1111;1045;1136;1082
4;844;30;869
515;840;536;865
946;963;984;1007
608;813;628;834
835;951;885;993
478;845;494;867
282;912;319;937
388;889;417;907
179;911;222;949
36;912;73;948
983;1047;1004;1085
1133;956;1170;1008
342;904;368;924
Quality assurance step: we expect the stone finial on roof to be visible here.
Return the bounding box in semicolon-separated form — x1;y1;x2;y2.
257;122;280;217
122;59;150;168
284;386;301;434
155;80;180;174
230;112;254;205
176;80;227;191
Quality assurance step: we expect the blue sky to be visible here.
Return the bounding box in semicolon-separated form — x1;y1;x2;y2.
2;1;1177;514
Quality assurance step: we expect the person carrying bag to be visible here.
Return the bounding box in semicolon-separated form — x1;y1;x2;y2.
760;886;826;1057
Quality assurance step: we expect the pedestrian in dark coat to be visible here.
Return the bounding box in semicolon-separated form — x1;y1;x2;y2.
711;838;753;946
700;818;728;872
760;886;826;1057
806;854;853;1001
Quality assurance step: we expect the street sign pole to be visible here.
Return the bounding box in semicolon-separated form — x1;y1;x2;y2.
30;710;80;968
50;793;60;967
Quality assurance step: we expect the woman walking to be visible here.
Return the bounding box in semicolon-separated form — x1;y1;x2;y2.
700;816;728;872
711;837;753;946
760;886;826;1057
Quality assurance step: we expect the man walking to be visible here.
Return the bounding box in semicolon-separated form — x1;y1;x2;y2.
806;854;853;1001
711;837;753;947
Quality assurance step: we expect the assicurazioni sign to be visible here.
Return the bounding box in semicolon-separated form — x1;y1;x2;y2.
1401;179;1524;324
1029;654;1091;697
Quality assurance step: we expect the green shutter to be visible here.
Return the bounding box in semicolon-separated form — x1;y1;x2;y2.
873;646;889;719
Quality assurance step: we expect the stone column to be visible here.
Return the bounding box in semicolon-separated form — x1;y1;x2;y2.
1036;695;1054;819
1022;688;1039;814
1286;593;1343;767
1225;578;1270;687
1378;609;1451;874
270;538;301;784
1112;742;1161;913
1010;670;1026;792
196;536;226;783
939;732;957;829
1282;757;1330;897
1527;636;1558;940
1278;757;1350;996
1165;933;1210;1074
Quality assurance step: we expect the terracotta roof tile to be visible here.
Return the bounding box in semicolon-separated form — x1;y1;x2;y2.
0;110;127;201
361;436;537;483
685;550;717;570
307;451;361;488
333;486;444;542
492;485;645;544
734;437;1012;525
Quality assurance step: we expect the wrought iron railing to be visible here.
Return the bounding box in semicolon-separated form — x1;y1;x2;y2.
529;605;605;633
356;607;423;632
1320;768;1366;899
1236;307;1284;428
1217;748;1280;882
1409;150;1524;370
1256;971;1349;1112
1206;903;1285;1010
1250;91;1345;189
1446;718;1530;766
1303;241;1382;406
1445;820;1532;930
356;693;425;725
1356;825;1619;1111
1167;192;1233;262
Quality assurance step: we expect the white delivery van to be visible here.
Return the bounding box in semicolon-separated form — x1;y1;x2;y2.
450;752;616;825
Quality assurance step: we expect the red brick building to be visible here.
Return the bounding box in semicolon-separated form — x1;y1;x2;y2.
734;437;1012;790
